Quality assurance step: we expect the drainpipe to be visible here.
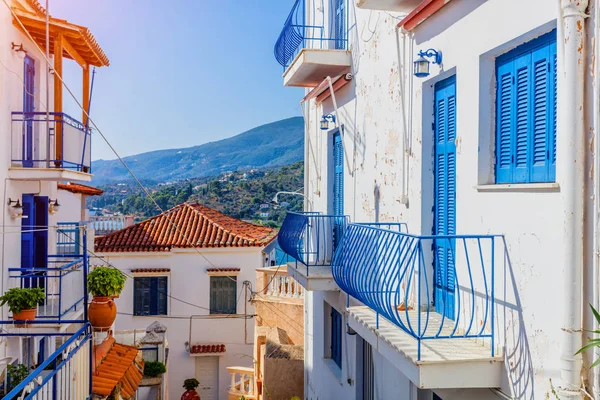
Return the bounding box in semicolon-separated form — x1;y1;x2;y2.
559;0;589;396
592;0;600;396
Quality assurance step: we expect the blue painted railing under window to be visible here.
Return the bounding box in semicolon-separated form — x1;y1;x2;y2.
5;255;88;324
274;0;348;69
278;212;350;272
11;112;92;172
332;223;502;360
3;323;92;399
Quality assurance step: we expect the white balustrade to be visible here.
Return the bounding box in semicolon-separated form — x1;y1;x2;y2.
263;268;303;299
90;215;133;235
227;366;256;399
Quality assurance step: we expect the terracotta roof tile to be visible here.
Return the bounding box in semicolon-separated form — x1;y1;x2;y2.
58;182;104;196
92;336;144;399
206;268;240;273
95;202;277;253
131;268;171;273
190;344;226;354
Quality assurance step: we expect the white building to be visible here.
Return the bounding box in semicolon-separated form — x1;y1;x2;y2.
95;202;278;400
275;0;600;399
0;0;125;398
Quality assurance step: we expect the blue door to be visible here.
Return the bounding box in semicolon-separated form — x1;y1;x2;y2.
433;76;456;319
333;130;344;247
21;194;35;288
23;56;35;167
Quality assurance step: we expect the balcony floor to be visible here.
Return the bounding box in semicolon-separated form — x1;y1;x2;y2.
286;262;339;291
348;306;503;389
8;167;92;182
283;48;351;87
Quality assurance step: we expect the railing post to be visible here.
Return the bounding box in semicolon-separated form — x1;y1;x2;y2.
231;371;236;392
491;237;495;357
83;228;88;322
417;239;422;362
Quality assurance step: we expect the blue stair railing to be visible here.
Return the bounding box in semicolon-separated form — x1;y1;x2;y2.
3;323;93;399
274;0;348;69
332;223;502;360
278;212;350;274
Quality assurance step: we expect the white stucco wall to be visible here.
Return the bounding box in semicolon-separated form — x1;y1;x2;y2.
300;0;598;399
100;246;267;400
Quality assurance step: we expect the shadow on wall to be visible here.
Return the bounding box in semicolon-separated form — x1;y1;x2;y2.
502;237;535;400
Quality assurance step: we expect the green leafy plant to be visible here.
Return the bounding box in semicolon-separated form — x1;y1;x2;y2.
87;267;126;297
576;303;600;368
143;361;166;377
0;288;45;314
7;363;30;391
183;378;200;391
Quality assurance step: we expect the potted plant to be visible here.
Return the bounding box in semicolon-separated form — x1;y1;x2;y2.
143;361;166;378
0;287;45;326
1;364;31;399
87;267;126;331
181;378;201;400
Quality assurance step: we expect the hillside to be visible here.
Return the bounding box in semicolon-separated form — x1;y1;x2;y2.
91;117;304;184
88;162;304;226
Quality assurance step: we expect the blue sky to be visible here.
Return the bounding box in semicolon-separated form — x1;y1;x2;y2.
51;1;302;160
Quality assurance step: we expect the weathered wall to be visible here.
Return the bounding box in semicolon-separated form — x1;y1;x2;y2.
301;0;596;398
253;299;304;346
264;358;304;400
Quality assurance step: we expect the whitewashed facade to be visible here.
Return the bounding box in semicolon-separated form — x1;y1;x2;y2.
276;0;600;399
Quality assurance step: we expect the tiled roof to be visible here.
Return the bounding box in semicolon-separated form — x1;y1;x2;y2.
131;268;171;273
58;182;104;196
95;202;277;253
190;344;226;354
92;336;144;399
206;267;240;273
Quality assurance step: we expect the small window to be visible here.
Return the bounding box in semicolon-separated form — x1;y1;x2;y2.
495;29;557;184
210;276;237;314
330;307;343;368
133;277;168;316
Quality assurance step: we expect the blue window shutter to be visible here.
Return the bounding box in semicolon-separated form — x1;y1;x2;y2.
530;45;552;182
21;195;35;288
157;277;168;315
335;0;345;49
333;131;344;215
496;61;514;183
331;307;342;368
513;53;531;183
549;41;557;181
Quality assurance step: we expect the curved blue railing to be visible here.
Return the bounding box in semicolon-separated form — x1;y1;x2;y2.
274;0;348;69
332;223;500;360
278;212;350;271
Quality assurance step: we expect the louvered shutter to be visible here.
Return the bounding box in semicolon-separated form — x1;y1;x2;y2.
496;61;514;183
21;195;35;288
335;0;345;50
513;53;531;183
333;131;344;248
549;41;557;181
157;277;168;315
530;45;552;182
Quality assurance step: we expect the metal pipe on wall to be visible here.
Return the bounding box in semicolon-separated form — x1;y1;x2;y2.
558;0;589;396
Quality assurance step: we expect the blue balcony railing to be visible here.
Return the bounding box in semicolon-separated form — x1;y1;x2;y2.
278;212;350;271
4;253;88;325
3;323;92;399
274;0;349;69
11;112;91;172
332;223;502;360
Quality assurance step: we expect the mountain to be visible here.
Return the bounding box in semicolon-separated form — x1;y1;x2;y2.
91;117;304;184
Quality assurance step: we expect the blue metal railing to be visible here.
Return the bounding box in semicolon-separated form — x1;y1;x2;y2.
332;223;501;360
11;111;92;172
57;222;82;256
274;0;348;69
3;323;92;399
5;255;87;323
278;212;350;272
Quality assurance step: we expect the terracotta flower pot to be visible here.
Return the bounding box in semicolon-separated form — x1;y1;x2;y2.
13;308;36;328
181;389;201;400
88;296;117;331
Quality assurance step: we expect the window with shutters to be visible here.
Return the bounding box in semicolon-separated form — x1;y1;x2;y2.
495;29;557;183
330;307;342;368
133;276;168;316
333;0;346;50
210;276;237;314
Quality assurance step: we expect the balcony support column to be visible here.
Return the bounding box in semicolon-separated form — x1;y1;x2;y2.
53;32;63;167
83;64;90;127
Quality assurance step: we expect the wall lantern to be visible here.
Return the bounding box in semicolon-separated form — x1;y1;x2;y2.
7;198;24;219
413;49;442;78
11;42;27;59
320;114;336;131
49;199;60;215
